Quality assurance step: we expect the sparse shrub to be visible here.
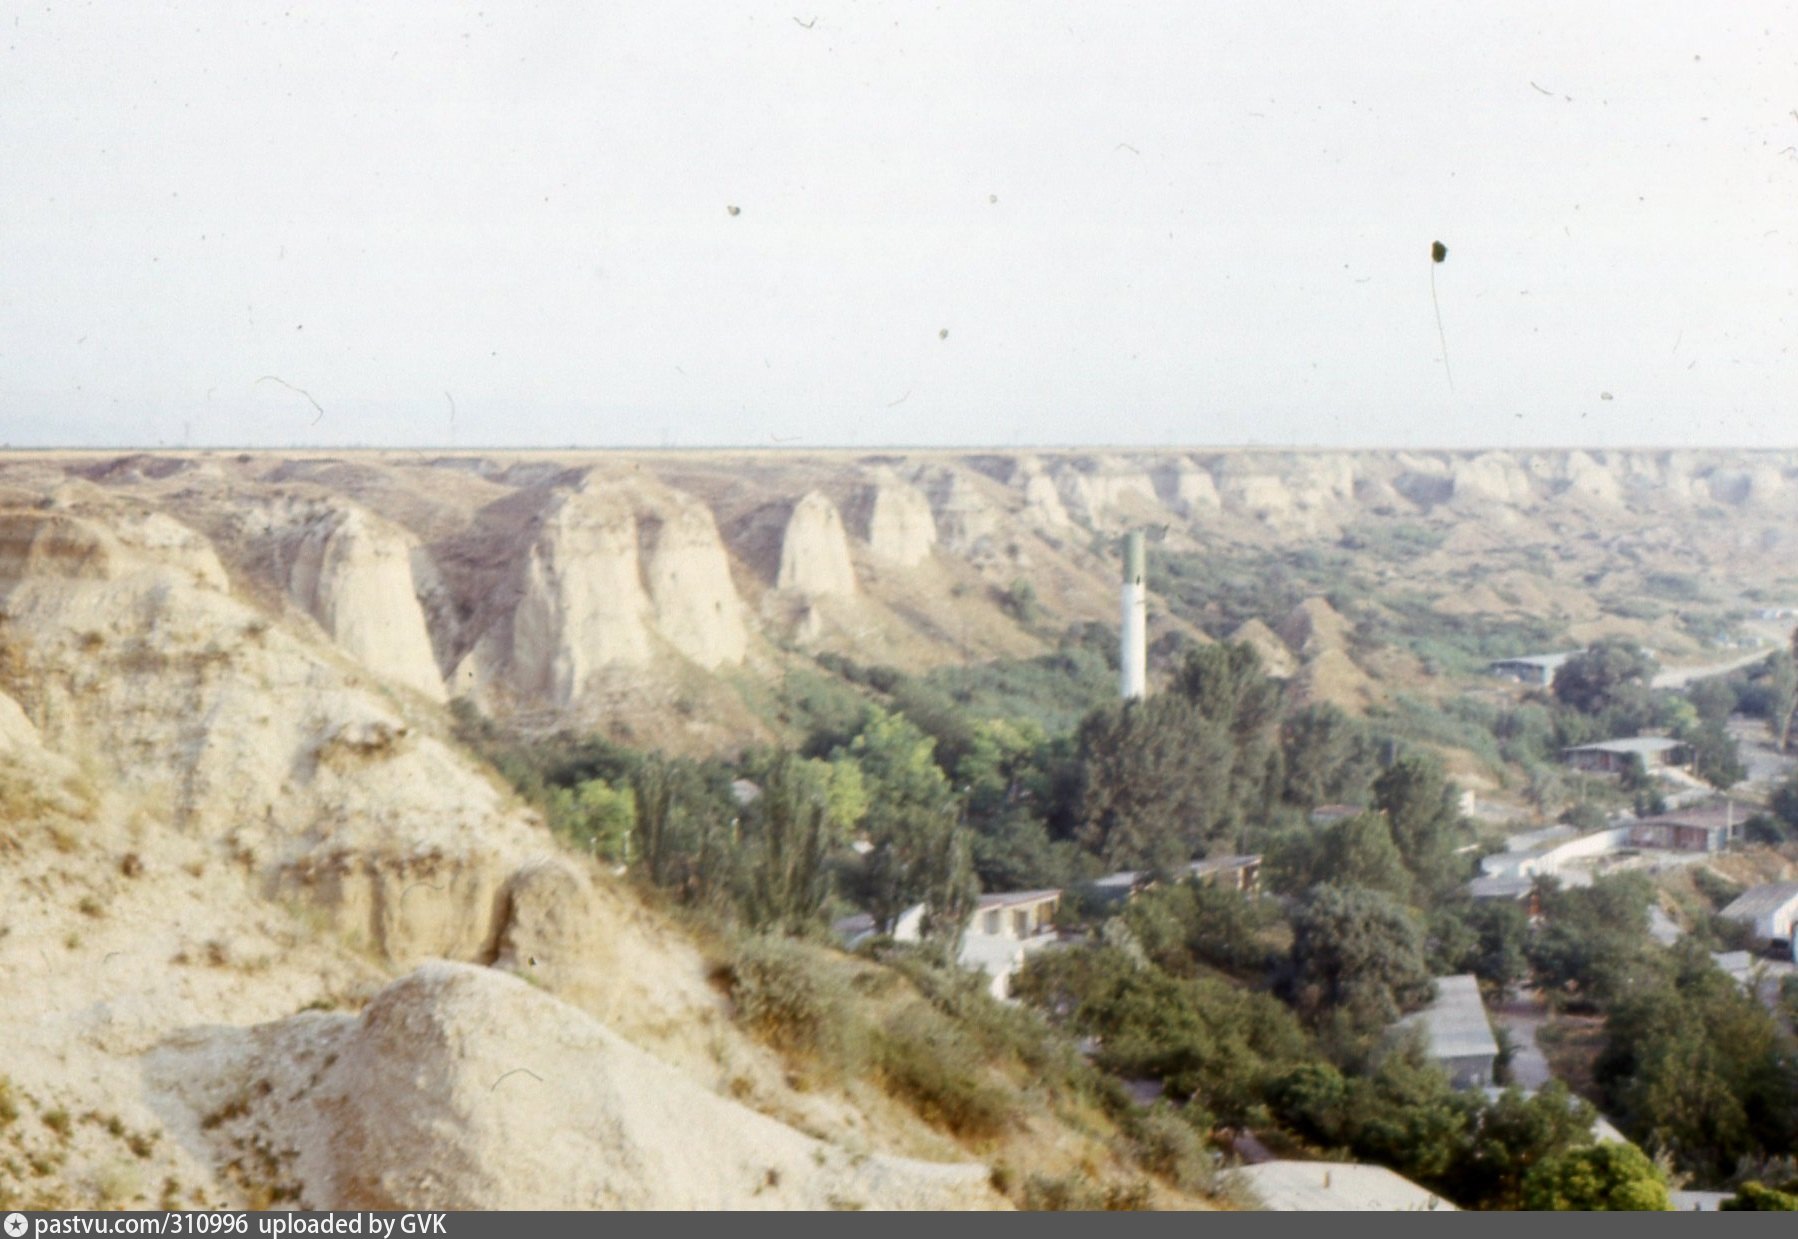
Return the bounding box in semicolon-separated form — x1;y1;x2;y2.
1692;868;1742;912
722;935;864;1073
1124;1104;1221;1194
1020;1172;1153;1211
77;894;104;918
42;1108;71;1139
878;948;1092;1094
873;1006;1012;1139
0;1077;18;1126
999;578;1041;625
199;1091;252;1132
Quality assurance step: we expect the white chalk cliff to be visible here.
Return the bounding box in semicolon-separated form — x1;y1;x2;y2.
776;491;856;596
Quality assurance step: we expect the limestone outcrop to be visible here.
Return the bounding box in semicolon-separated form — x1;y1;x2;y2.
0;511;128;584
1450;452;1536;507
282;502;446;701
1152;459;1222;516
922;468;1002;556
641;493;749;668
776;491;856;596
1051;456;1161;525
509;484;656;703
148;963;1001;1211
858;472;937;566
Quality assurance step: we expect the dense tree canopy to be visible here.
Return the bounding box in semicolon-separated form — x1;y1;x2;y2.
1279;702;1380;809
1519;1144;1671;1211
1552;639;1658;716
832;708;978;940
1594;942;1798;1182
1528;874;1663;1009
1074;693;1240;874
1372;753;1470;897
1287;883;1434;1036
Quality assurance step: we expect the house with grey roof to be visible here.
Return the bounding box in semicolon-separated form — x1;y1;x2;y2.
959;889;1062;1000
1234;1160;1456;1211
1488;652;1575;687
1084;854;1264;906
1392;974;1499;1089
1563;736;1689;775
837;889;1062;999
1718;881;1798;956
1628;802;1740;853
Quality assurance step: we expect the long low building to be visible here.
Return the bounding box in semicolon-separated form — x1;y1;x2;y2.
1084;855;1264;904
834;890;1064;999
1563;736;1689;775
1719;881;1798;954
1233;1161;1456;1211
1392;974;1499;1089
1629;803;1740;853
1488;652;1575;686
961;889;1062;999
1472;802;1743;899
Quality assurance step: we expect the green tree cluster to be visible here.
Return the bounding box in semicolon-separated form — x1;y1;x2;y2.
1286;883;1434;1038
1075;643;1285;874
1519;1144;1671;1211
1552;639;1658;718
1014;944;1310;1124
1594;942;1798;1183
1527;874;1663;1010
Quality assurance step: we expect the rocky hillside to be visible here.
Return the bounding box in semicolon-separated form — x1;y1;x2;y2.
8;447;1797;749
2;446;1796;1208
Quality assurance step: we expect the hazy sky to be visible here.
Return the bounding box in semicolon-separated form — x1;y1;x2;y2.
2;2;1793;449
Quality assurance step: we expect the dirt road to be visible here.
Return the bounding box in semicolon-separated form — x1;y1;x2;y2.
1491;990;1554;1089
1652;645;1776;689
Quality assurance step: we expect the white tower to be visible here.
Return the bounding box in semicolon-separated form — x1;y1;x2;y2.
1120;530;1147;700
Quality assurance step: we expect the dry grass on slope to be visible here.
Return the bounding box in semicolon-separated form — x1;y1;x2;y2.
709;931;1229;1210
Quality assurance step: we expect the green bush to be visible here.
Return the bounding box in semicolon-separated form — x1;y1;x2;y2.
878;948;1091;1093
1123;1105;1221;1195
1723;1180;1798;1210
1020;1173;1153;1211
1520;1144;1670;1211
722;935;864;1072
873;1006;1013;1139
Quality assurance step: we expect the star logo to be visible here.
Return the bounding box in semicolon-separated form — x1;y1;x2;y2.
4;1212;29;1238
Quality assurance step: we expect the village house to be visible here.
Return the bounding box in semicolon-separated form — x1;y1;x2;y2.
958;889;1062;1000
1187;853;1262;896
1465;872;1541;918
1233;1161;1456;1211
1561;736;1689;775
1718;881;1798;957
1487;652;1575;687
834;889;1064;999
1084;854;1264;905
1628;802;1739;854
1391;974;1499;1090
